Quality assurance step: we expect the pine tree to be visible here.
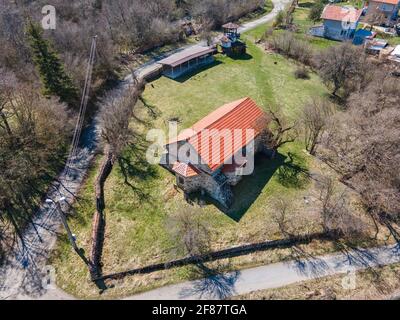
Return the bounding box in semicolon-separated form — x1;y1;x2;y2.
27;22;78;107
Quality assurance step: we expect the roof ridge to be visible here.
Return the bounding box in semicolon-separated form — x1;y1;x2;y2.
192;97;251;134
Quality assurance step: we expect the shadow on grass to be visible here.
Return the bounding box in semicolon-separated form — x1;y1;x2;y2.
189;153;286;222
118;147;159;202
97;231;339;283
174;60;223;83
227;52;253;61
276;152;310;189
298;1;314;8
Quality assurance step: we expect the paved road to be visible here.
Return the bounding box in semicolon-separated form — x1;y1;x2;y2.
126;244;400;300
0;0;293;300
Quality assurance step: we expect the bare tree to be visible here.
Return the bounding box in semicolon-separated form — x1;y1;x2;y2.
168;206;212;258
0;81;72;247
89;79;145;278
364;10;387;28
0;69;17;138
302;98;334;155
317;176;367;239
315;43;370;96
271;197;292;238
319;68;400;239
263;107;298;158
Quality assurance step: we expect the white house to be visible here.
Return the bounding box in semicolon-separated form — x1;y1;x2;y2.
320;5;363;41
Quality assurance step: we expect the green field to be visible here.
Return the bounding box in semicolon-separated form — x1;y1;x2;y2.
51;24;376;299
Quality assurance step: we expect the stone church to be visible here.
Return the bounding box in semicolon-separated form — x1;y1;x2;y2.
161;97;271;208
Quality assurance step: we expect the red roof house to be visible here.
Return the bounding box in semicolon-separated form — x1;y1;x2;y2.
162;97;270;208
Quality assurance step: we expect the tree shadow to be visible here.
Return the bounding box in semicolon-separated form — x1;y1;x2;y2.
227;52;253;61
276;152;310;189
179;261;240;300
298;2;314;8
189;153;286;222
289;243;331;278
117;144;159;202
174;60;223;83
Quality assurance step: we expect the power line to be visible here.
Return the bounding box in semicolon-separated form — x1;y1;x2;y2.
64;36;97;180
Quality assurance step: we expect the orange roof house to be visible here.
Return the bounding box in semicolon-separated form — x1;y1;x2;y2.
321;5;363;23
161;97;270;208
369;0;399;5
366;0;400;21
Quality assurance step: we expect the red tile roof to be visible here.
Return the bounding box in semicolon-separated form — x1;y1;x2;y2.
321;5;363;22
172;161;200;177
170;97;268;172
370;0;399;5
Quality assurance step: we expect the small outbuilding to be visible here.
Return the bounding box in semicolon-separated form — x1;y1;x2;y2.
365;38;389;54
388;44;400;62
220;22;246;56
157;45;216;79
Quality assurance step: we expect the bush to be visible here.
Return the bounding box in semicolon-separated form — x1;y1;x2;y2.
294;67;310;79
273;10;285;28
268;31;314;65
308;1;324;23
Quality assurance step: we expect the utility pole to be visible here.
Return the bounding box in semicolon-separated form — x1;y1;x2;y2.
46;197;79;253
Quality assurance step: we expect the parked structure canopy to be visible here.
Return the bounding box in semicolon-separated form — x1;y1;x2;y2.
157;46;215;68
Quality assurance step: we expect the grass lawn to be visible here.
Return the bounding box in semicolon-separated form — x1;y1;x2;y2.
51;30;383;299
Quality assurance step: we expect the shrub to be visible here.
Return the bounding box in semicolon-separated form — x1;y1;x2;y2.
294;67;310;79
273;10;285;28
268;31;314;65
308;1;324;23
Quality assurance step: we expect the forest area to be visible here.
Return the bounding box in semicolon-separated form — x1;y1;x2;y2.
0;0;265;260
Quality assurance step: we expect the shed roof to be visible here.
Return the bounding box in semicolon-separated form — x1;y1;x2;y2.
157;46;215;68
169;97;268;172
367;38;388;49
391;45;400;57
172;161;200;177
321;5;362;22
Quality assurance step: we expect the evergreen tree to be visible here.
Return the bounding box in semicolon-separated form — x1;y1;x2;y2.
27;22;78;107
308;1;324;23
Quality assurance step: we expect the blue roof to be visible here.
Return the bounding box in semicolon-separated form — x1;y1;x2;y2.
353;29;373;45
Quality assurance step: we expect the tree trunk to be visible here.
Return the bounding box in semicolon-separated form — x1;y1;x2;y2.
0;110;13;138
